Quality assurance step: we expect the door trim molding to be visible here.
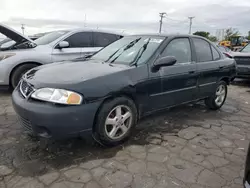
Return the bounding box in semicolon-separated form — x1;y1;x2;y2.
150;86;196;97
199;82;216;87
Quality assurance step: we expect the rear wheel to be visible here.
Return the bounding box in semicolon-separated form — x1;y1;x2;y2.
10;64;38;88
205;81;227;110
94;97;137;146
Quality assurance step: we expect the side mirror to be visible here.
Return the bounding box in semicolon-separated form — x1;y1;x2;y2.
57;41;69;49
152;56;177;71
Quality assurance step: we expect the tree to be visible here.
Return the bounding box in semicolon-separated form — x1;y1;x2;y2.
208;35;218;42
247;31;250;40
193;31;217;42
224;28;239;41
193;31;210;38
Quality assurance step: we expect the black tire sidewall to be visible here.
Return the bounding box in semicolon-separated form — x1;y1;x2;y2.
11;64;38;88
95;97;137;145
206;81;227;109
214;81;227;108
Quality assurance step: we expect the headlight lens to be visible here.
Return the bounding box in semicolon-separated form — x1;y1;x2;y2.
0;53;15;61
31;88;83;105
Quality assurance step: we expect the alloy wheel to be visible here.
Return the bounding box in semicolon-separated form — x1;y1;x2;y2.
104;105;132;140
215;84;226;106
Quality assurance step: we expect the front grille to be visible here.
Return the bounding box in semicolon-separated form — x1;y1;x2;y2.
17;115;33;133
19;80;34;98
234;57;250;65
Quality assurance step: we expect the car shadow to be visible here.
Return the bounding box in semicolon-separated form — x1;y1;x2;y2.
3;98;239;177
232;78;250;88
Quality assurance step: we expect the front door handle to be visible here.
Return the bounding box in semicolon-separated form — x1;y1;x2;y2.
189;70;195;74
219;66;223;69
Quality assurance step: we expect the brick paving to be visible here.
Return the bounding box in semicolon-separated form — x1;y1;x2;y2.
0;80;250;188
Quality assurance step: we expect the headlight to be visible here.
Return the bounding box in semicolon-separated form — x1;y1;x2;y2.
0;53;15;61
31;88;83;105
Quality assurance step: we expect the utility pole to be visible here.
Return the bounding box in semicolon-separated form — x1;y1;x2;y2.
21;24;25;35
84;14;87;27
188;16;195;34
159;12;167;33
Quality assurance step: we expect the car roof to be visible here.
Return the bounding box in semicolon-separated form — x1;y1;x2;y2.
129;33;209;39
52;28;125;36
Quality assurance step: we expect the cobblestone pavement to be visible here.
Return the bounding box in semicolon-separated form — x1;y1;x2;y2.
0;80;250;188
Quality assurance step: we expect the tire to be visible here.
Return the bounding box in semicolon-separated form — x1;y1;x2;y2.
205;81;227;110
10;64;38;88
94;97;137;146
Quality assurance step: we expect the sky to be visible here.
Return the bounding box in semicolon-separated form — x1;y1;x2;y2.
0;0;250;38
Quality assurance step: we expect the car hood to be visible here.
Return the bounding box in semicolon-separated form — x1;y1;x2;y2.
25;59;131;87
229;52;250;57
0;24;34;44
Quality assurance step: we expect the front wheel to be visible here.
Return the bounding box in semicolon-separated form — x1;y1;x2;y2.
94;97;137;146
10;64;38;89
205;81;227;110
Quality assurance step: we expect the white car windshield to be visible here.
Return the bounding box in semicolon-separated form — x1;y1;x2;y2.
92;36;165;65
241;44;250;53
35;30;69;45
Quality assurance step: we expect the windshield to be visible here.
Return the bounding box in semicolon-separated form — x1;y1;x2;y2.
231;37;238;46
92;36;165;65
35;30;69;45
241;44;250;53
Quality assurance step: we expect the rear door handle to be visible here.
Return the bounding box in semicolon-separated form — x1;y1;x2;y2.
189;71;195;74
219;66;223;69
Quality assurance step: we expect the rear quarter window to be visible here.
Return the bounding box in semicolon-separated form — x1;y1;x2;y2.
211;45;221;60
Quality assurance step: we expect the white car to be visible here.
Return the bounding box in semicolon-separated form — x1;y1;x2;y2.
0;24;123;88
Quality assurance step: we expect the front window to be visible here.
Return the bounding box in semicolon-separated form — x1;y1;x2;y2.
231;37;243;46
160;38;191;64
241;44;250;53
35;30;69;45
92;36;165;65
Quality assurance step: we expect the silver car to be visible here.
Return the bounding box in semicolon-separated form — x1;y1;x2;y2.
0;24;123;88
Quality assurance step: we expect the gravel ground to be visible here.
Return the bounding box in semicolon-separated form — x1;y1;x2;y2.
0;80;250;188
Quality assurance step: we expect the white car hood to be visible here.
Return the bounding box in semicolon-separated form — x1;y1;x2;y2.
0;24;34;44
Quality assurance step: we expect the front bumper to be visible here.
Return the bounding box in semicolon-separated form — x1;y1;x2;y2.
236;65;250;78
12;88;101;139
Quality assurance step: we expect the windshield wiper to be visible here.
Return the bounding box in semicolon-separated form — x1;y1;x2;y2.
104;48;121;63
106;37;141;64
130;38;151;66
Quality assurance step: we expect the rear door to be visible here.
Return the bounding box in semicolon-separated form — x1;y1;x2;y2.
51;32;93;62
192;37;220;98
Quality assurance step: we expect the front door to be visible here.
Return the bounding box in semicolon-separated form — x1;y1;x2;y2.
192;38;220;98
51;32;93;62
149;37;198;110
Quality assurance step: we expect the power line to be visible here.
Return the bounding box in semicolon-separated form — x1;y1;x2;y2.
166;17;186;23
159;12;167;33
188;16;195;34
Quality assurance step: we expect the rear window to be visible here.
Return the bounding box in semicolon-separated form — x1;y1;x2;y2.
93;32;120;47
193;38;213;62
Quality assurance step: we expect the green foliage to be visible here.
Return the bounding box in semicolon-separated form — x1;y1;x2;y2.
193;31;210;38
208;36;218;42
224;28;239;41
247;31;250;40
193;31;218;42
